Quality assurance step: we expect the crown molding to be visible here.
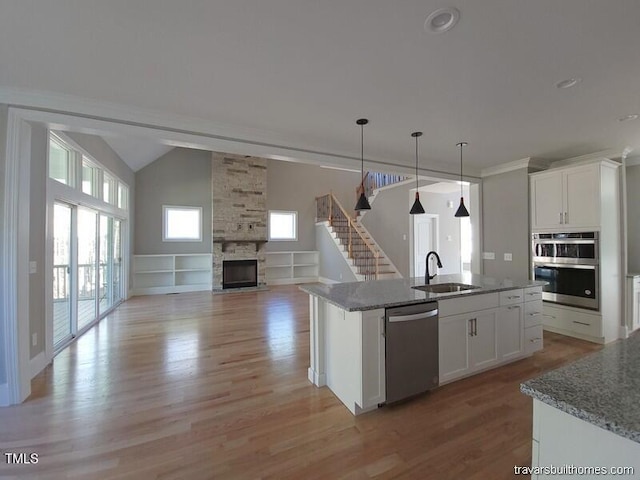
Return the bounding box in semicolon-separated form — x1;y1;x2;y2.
548;148;625;169
626;155;640;167
480;157;551;178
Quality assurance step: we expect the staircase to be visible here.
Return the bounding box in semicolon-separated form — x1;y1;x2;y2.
316;193;400;281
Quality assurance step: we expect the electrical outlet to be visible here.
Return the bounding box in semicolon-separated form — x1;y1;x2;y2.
402;234;407;241
504;253;513;261
29;261;37;274
32;333;37;347
248;223;254;230
483;252;495;260
237;223;243;231
446;235;452;242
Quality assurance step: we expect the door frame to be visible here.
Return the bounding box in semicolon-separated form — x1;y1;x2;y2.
410;213;439;279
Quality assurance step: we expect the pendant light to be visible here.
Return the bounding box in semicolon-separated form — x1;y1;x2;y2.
409;131;425;215
354;118;372;211
454;141;470;217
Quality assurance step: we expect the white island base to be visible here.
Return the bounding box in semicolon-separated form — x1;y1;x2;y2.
308;296;386;415
531;399;640;479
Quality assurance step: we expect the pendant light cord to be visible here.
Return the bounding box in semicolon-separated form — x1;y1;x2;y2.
361;122;364;184
415;135;419;190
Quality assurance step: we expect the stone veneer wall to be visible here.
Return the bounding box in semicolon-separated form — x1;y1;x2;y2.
211;153;267;289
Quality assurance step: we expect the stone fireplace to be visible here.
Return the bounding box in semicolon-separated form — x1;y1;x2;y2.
211;153;267;290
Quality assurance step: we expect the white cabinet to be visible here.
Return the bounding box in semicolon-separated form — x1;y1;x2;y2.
531;163;600;230
133;254;212;295
498;304;524;361
266;251;319;285
319;303;385;414
524;287;544;353
471;310;499;369
542;302;603;342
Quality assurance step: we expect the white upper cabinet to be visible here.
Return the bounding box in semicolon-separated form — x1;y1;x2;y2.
531;163;600;231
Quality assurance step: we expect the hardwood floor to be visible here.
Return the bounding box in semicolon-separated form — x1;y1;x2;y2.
0;286;601;479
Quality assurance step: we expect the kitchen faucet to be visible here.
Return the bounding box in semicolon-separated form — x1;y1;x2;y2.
425;251;443;284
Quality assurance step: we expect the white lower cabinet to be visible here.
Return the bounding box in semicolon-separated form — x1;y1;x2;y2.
439;287;542;385
497;304;524;361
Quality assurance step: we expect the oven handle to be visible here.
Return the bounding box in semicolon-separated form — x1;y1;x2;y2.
534;263;596;270
533;239;596;245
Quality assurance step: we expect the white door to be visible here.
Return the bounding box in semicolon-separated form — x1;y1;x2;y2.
413;215;438;278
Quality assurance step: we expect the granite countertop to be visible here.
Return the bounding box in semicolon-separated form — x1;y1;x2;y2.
627;273;640;278
521;332;640;444
299;273;545;311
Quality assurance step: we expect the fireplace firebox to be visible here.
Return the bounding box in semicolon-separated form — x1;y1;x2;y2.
223;259;258;289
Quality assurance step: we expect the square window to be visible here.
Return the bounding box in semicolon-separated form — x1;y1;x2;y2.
103;172;115;204
117;182;128;209
82;157;99;197
269;211;297;241
49;136;71;185
163;206;202;242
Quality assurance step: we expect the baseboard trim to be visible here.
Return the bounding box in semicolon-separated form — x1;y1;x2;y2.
318;277;340;285
30;351;48;379
307;367;326;387
0;383;9;406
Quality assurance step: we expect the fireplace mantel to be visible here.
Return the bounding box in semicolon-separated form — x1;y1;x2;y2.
212;239;268;252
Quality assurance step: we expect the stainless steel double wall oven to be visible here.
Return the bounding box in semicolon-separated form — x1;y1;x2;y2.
532;232;599;310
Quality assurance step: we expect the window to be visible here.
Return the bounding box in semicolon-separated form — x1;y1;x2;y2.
269;210;297;241
163;206;202;242
82;157;99;197
103;172;116;204
117;182;128;209
49;136;72;185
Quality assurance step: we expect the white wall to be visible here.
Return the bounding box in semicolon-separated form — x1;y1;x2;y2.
627;164;640;273
0;104;8;385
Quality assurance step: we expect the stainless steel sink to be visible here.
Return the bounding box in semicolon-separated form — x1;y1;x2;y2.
412;282;481;294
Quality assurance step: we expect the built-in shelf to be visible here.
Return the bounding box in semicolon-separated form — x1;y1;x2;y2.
213;239;268;252
133;254;212;295
266;251;319;285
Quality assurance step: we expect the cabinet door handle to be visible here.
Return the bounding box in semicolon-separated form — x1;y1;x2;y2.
526;292;539;296
559;212;563;224
507;305;520;310
528;312;541;316
530;337;542;342
468;318;474;337
573;320;590;326
472;318;478;336
507;295;521;300
564;212;568;224
543;314;556;319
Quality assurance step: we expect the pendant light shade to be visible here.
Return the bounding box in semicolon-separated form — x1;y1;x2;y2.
355;118;371;211
409;131;425;215
455;141;470;218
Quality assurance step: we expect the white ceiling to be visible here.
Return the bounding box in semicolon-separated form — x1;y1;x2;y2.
101;135;174;171
1;1;640;173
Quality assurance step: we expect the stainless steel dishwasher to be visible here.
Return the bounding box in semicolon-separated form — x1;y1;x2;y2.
385;302;439;404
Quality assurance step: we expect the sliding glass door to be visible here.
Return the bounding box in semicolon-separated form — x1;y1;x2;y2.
52;205;125;352
53;202;73;347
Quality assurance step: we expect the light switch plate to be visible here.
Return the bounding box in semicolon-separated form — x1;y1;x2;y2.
32;333;37;347
483;252;495;260
29;261;37;274
504;253;513;261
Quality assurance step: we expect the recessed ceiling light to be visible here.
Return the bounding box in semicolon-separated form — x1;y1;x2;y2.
556;78;581;89
424;7;460;34
618;114;639;122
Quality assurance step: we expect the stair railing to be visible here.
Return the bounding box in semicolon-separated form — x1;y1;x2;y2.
362;172;409;198
316;193;379;280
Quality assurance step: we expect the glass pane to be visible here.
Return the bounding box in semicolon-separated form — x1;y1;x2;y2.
53;203;72;346
165;207;201;240
99;215;113;315
117;183;128;209
103;173;115;204
113;219;122;304
77;208;98;330
49;139;70;185
270;212;296;239
82;158;97;196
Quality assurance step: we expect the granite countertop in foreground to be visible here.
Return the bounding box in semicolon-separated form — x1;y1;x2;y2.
299;273;544;311
521;332;640;444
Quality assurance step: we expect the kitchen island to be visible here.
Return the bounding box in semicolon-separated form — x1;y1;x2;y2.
301;273;545;415
521;332;640;478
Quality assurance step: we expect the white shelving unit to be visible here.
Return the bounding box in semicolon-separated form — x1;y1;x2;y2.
133;254;212;295
266;251;319;285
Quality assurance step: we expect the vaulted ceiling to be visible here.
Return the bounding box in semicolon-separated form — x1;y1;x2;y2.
1;1;639;173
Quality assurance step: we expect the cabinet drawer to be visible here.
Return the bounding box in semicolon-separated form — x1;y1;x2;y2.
525;325;544;354
500;289;524;306
438;293;499;317
542;303;602;338
524;286;543;302
525;301;543;327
